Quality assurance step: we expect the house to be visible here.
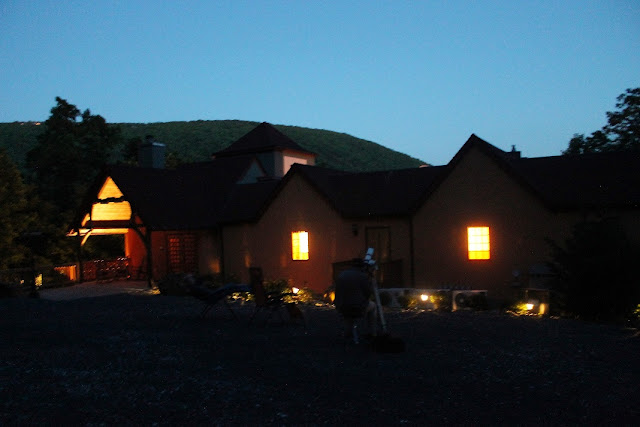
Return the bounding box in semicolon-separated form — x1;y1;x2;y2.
69;123;640;305
69;122;313;283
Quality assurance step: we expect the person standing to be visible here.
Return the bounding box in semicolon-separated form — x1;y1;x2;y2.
334;258;377;341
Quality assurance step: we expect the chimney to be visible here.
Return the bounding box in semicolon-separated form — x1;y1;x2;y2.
138;135;166;168
509;145;521;159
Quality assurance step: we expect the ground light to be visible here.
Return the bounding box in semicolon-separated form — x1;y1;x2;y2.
420;294;429;302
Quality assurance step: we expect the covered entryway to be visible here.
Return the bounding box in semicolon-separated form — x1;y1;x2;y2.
68;176;154;286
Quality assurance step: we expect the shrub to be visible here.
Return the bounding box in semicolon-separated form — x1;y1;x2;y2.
288;287;312;304
396;293;419;309
264;278;290;294
432;290;452;311
548;218;640;322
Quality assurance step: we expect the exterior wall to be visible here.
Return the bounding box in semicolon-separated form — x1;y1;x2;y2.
222;175;410;293
123;229;168;280
412;147;570;302
125;229;146;276
280;152;315;176
198;230;222;275
151;231;168;279
125;228;221;280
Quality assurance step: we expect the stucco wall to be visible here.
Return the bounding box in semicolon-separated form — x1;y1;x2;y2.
223;175;411;292
412;147;569;301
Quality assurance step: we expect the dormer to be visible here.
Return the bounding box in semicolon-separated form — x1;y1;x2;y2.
213;122;316;178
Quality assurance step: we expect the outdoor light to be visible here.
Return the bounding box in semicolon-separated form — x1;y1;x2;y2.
525;303;534;311
420;294;429;302
292;287;299;294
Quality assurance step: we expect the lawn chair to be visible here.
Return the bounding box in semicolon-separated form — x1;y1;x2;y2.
247;267;305;327
183;275;249;319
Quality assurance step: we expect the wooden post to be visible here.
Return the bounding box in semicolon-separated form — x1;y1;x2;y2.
76;233;84;283
131;225;153;288
145;229;153;288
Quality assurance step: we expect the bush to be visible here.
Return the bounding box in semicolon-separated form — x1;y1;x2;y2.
549;218;640;322
432;290;452;311
396;293;419;309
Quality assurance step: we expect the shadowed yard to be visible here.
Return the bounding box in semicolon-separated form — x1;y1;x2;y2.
1;294;638;425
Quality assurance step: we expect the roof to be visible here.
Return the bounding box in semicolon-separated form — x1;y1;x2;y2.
73;131;640;233
451;134;640;210
213;122;315;157
512;152;640;209
277;164;446;218
74;155;269;230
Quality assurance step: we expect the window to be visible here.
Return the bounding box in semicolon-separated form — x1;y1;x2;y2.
468;227;490;260
168;233;198;273
291;231;309;260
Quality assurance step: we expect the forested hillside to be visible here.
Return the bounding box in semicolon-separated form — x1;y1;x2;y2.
0;120;427;171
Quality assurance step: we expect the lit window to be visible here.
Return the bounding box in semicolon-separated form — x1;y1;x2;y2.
291;231;309;260
468;227;490;260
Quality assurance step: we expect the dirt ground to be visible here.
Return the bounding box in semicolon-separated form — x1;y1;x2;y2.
1;291;638;425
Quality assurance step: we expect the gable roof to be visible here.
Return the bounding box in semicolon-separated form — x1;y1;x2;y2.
213;122;315;157
73;155;271;231
73;130;640;235
511;152;640;210
448;134;640;211
271;164;446;219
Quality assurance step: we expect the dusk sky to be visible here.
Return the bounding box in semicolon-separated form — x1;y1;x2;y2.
1;1;638;166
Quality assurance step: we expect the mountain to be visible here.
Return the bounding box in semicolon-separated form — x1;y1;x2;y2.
0;120;427;171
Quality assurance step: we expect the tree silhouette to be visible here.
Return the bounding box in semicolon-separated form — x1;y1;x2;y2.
0;148;36;268
564;88;640;154
26;97;122;220
548;218;640;321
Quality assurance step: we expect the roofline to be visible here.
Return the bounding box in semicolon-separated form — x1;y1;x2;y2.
69;164;155;233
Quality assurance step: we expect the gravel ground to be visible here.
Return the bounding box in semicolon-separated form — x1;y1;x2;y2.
1;292;638;425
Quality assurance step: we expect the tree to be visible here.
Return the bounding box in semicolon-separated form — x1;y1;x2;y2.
0;148;36;269
24;98;123;264
26;97;122;219
563;87;640;155
548;218;640;321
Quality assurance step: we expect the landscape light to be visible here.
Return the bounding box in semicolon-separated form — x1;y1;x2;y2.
525;303;534;311
292;287;299;295
420;294;429;302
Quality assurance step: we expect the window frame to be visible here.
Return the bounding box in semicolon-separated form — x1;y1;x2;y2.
291;230;309;261
467;226;491;260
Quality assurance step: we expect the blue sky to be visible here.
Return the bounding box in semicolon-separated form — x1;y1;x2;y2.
1;1;638;165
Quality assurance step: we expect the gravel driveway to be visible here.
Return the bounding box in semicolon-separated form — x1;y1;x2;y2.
1;292;638;425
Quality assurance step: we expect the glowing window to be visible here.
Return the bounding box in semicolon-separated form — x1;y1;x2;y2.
468;227;490;260
291;231;309;260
